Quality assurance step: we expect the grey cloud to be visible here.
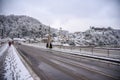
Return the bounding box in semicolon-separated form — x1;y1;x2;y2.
0;0;120;32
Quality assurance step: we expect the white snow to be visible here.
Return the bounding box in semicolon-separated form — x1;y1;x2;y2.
4;45;34;80
62;44;70;46
52;42;62;46
73;28;120;47
0;38;12;42
13;38;26;41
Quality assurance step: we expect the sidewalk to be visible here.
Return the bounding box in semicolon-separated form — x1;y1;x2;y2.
23;43;120;64
0;44;37;80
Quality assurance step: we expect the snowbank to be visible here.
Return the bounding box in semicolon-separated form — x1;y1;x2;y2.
4;45;34;80
13;38;26;41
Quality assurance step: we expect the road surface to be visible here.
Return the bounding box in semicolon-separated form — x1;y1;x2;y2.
16;44;120;80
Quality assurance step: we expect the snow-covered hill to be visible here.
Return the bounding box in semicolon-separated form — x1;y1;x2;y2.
0;15;58;38
0;15;120;47
73;27;120;47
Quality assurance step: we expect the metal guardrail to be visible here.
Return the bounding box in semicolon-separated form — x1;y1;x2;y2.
25;42;120;60
53;45;120;59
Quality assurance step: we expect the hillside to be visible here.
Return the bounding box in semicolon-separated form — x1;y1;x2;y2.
73;27;120;47
0;15;120;47
0;15;56;38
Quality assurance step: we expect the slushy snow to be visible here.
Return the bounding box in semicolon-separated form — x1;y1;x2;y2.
4;45;34;80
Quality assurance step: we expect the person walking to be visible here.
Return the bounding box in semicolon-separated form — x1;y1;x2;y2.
8;41;12;46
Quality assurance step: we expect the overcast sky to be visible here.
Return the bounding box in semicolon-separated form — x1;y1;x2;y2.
0;0;120;32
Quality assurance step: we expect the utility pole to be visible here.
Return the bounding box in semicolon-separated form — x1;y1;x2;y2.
48;26;51;47
59;27;62;44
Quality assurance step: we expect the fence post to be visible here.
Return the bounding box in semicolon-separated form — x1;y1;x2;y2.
60;45;61;49
70;46;72;51
80;47;81;53
92;47;93;55
107;49;109;57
